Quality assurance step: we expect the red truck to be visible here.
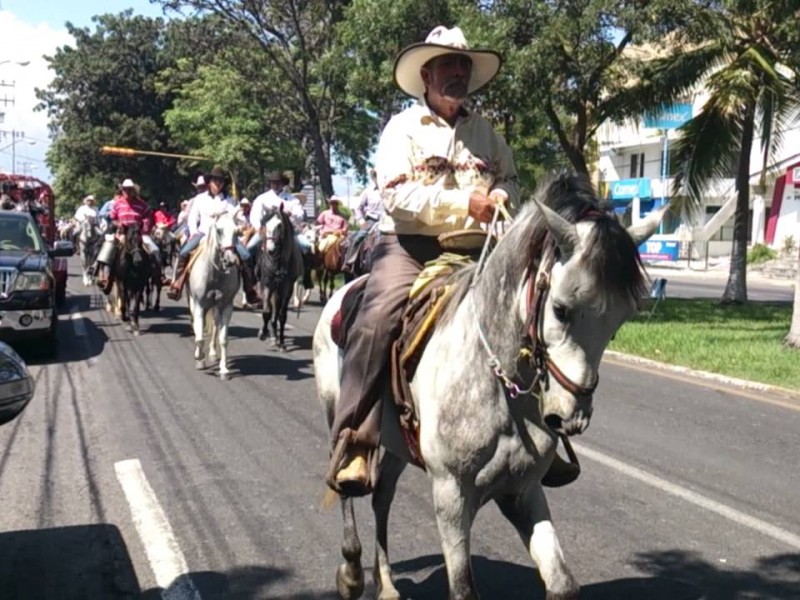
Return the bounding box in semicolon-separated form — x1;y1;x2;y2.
0;174;70;306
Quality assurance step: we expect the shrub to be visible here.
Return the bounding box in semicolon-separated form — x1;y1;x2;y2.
747;243;777;265
781;235;797;257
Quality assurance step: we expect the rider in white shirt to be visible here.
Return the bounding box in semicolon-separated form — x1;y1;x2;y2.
74;195;98;222
167;166;259;304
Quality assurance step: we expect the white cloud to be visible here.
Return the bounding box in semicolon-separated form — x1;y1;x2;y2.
0;10;73;179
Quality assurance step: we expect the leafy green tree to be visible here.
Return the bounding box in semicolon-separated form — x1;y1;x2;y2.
36;12;199;213
648;0;800;304
157;0;374;199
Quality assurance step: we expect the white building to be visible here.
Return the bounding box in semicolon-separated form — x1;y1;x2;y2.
596;95;800;259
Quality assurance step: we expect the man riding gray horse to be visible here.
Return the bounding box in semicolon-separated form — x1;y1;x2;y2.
323;25;596;497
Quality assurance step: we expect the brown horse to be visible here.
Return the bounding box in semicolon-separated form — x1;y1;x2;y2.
316;232;348;303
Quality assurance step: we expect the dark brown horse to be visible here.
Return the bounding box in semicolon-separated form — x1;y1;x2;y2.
112;225;152;335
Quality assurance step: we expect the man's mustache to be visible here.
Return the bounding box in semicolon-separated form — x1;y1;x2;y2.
443;79;468;97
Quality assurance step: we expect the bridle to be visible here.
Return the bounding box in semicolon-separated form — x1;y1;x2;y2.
474;206;602;401
520;242;598;399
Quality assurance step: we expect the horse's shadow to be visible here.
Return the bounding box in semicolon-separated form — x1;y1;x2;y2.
391;550;799;599
254;334;313;353
229;354;313;381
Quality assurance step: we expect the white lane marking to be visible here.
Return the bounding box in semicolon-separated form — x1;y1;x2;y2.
114;459;202;599
70;311;88;338
573;442;800;550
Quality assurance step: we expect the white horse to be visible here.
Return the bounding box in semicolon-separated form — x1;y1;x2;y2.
187;212;241;380
313;176;665;600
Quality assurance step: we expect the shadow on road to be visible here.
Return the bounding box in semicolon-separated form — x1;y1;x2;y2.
230;354;313;381
0;524;140;599
142;566;339;599
390;550;799;599
632;549;800;599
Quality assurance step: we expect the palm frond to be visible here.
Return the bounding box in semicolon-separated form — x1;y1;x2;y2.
672;106;743;206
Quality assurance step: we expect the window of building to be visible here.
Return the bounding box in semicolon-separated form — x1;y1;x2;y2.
629;153;645;178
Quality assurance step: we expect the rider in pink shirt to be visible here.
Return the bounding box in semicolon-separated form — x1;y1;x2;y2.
315;196;349;236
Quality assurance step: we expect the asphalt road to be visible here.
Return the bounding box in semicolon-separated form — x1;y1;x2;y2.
645;269;794;303
0;263;797;600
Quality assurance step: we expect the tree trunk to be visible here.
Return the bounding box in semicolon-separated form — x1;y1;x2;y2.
302;94;334;198
721;105;755;304
786;247;800;347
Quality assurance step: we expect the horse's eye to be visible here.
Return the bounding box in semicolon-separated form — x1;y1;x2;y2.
553;303;569;323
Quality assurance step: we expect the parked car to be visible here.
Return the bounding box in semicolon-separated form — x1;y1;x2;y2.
0;211;74;352
0;341;35;425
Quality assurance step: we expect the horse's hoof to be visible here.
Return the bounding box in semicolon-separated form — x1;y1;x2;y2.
278;344;287;353
220;372;230;381
133;330;140;337
195;360;205;370
258;329;267;342
335;563;364;600
545;578;580;600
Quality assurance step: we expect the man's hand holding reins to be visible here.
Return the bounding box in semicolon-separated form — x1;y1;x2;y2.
468;191;497;223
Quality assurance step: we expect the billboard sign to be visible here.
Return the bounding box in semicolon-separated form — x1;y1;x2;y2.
611;178;651;200
639;239;679;262
643;104;693;129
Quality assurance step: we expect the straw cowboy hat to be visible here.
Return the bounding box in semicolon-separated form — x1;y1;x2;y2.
328;195;343;204
393;25;502;99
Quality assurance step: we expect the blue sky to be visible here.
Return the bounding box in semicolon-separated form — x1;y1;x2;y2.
0;0;359;198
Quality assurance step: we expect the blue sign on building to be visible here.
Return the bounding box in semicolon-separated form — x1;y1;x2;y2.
639;239;680;262
643;103;693;129
610;178;651;200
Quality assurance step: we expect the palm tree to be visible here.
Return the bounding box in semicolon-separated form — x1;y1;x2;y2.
644;1;800;304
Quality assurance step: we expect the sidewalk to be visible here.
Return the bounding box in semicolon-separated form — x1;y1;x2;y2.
643;257;797;287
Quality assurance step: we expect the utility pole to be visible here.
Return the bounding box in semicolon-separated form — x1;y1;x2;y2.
1;129;27;173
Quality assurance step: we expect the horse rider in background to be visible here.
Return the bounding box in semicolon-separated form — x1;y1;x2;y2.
344;168;383;269
167;166;260;305
93;178;166;289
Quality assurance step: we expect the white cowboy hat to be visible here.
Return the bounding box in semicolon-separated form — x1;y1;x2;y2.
83;194;95;203
193;175;206;187
393;26;502;99
328;195;343;204
120;178;136;189
239;197;250;205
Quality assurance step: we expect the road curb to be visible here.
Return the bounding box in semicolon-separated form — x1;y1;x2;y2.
604;350;800;402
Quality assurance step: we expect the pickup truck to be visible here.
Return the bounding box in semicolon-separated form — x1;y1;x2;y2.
0;210;74;353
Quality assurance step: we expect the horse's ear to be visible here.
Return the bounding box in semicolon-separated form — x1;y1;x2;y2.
627;203;669;246
534;198;579;258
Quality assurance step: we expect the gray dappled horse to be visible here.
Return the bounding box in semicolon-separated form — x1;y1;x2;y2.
313;176;666;600
187;212;241;380
78;217;102;287
257;208;304;351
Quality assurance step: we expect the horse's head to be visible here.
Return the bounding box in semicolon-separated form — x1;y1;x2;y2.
211;212;239;270
122;224;145;265
264;207;294;255
501;176;665;436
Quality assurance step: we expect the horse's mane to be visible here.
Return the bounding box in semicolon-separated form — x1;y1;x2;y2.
442;174;648;324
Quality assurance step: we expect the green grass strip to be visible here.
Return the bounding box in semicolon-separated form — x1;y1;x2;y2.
609;299;799;390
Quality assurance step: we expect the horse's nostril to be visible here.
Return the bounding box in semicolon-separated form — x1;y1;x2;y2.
544;414;563;432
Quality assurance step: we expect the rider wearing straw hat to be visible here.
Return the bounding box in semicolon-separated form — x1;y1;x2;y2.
327;25;521;497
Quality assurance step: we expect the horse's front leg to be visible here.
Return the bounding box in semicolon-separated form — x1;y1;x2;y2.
119;284;130;323
217;304;233;381
495;485;579;600
190;298;206;369
372;452;407;600
277;303;288;352
432;476;479;600
336;496;365;600
258;294;271;342
130;290;142;335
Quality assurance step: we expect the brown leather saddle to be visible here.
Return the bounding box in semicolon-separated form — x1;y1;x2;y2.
331;253;474;468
